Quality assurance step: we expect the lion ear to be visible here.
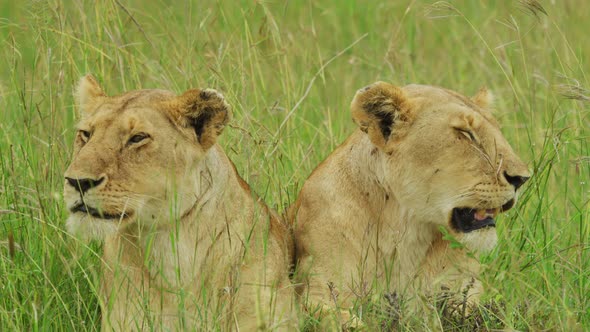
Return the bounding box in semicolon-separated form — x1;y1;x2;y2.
472;87;494;108
174;89;230;150
351;81;411;149
75;74;106;115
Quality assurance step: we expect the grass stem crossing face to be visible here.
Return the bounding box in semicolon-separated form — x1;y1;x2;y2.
290;81;530;325
62;75;295;330
64;76;230;238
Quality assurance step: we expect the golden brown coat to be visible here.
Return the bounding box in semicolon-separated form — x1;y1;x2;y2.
64;75;295;331
291;82;530;324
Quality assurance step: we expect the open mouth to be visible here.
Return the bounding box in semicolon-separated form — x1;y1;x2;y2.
450;199;515;233
70;203;127;220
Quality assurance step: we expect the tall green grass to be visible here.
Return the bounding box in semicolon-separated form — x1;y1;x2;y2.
0;0;588;330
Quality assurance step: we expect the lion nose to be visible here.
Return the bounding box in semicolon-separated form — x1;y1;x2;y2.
503;172;529;190
65;176;105;194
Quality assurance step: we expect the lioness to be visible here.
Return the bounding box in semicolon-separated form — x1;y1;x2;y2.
64;75;295;331
290;82;530;324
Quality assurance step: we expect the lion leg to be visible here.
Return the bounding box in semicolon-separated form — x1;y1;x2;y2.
297;274;365;330
418;237;484;309
231;271;297;331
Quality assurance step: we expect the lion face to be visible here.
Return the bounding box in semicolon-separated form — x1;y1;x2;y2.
64;75;229;239
351;82;530;252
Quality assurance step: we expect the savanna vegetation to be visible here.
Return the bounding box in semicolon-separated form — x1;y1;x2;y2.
0;0;588;330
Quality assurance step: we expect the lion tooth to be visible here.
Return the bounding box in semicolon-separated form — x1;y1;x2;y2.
490;208;499;218
474;208;497;221
474;209;488;221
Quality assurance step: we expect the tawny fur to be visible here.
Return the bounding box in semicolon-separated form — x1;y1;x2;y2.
64;75;296;331
290;82;529;325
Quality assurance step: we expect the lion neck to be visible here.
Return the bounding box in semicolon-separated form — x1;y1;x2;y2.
103;144;248;289
343;131;440;288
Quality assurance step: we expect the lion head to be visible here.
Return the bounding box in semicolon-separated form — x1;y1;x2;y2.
350;82;530;252
64;75;229;239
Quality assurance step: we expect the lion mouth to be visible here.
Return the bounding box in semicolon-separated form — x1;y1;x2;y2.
450;199;515;233
70;203;128;220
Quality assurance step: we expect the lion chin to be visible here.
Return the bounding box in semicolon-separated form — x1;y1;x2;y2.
66;214;120;240
449;206;505;253
457;228;498;253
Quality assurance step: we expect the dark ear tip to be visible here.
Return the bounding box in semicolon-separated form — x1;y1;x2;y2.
352;81;402;106
199;88;230;111
355;81;389;94
358;84;373;93
352;81;405;113
199;89;212;100
180;88;230;117
199;88;221;99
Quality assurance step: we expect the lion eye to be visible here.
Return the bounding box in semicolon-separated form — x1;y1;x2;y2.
128;133;149;145
455;128;477;142
79;130;91;142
